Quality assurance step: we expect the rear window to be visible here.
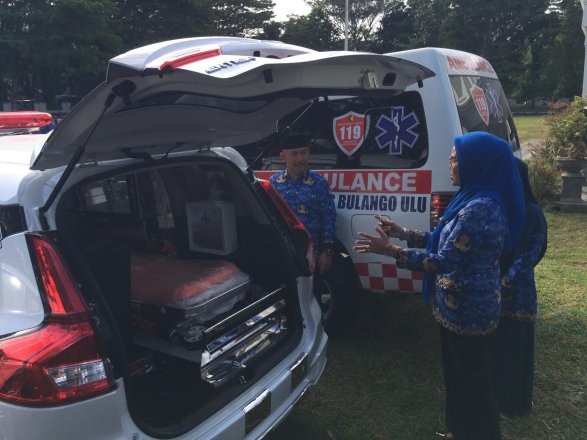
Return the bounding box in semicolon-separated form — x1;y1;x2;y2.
63;164;243;256
449;75;520;152
258;91;428;170
127;92;269;114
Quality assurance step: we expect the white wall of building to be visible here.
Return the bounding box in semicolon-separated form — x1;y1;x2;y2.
582;0;587;96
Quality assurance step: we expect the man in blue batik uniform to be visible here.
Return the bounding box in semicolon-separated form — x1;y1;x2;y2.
269;134;337;274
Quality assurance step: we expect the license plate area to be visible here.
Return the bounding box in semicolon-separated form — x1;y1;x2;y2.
244;389;271;434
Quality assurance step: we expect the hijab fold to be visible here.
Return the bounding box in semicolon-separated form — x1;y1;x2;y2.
514;157;547;262
422;132;525;304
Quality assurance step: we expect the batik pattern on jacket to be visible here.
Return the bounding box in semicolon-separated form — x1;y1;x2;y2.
500;202;547;321
269;169;336;253
396;197;506;335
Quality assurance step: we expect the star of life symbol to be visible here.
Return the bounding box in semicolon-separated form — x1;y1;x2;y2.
486;85;504;123
375;107;420;155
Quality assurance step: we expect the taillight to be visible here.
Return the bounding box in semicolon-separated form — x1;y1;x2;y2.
0;322;114;406
30;233;88;317
159;47;222;72
0;234;115;406
258;180;315;273
0;111;53;129
430;192;455;229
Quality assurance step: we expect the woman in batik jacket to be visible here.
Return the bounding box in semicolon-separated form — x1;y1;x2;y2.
354;132;525;440
494;157;547;417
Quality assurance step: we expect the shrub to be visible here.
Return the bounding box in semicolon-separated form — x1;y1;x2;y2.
526;157;561;205
528;139;557;166
543;96;587;160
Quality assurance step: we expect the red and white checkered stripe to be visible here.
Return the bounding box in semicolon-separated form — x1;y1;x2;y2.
355;262;424;293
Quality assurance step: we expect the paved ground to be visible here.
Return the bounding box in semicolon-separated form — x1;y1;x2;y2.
520;139;544;160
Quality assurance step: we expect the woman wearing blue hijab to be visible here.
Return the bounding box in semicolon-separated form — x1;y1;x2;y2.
495;158;547;417
355;132;525;440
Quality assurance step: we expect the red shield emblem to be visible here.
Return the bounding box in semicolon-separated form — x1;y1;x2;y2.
470;85;489;126
333;111;365;156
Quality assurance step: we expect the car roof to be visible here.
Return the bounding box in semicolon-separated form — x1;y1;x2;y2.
31;37;435;171
0;133;51;203
0;133;51;166
386;47;498;79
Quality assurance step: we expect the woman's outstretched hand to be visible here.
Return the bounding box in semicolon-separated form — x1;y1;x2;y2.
374;214;407;240
354;226;400;258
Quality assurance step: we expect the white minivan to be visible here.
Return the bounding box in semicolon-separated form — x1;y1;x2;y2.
0;37;433;439
255;47;521;333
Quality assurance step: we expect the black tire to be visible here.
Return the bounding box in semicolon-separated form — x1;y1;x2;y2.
313;252;361;337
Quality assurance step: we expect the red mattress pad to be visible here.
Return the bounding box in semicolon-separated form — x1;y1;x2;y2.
130;252;250;309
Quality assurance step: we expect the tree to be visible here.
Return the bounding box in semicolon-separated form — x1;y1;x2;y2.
210;0;275;37
280;7;337;50
260;20;283;40
114;0;276;45
373;0;416;52
0;0;36;104
405;0;451;47
403;0;566;101
0;0;122;107
1;0;583;109
435;0;551;96
535;0;584;99
114;0;216;49
0;0;279;106
37;0;123;105
306;0;387;50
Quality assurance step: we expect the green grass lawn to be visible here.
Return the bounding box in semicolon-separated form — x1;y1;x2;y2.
268;210;587;440
514;115;549;145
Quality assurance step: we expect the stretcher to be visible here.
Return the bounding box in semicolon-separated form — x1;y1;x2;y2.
130;252;250;347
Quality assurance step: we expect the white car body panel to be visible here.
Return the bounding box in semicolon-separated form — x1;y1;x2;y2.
0;37;435;439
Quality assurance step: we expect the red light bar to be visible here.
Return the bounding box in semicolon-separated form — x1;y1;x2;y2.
159;48;222;71
0;111;53;129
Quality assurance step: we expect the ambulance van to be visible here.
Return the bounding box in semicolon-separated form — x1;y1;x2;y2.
253;47;521;334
